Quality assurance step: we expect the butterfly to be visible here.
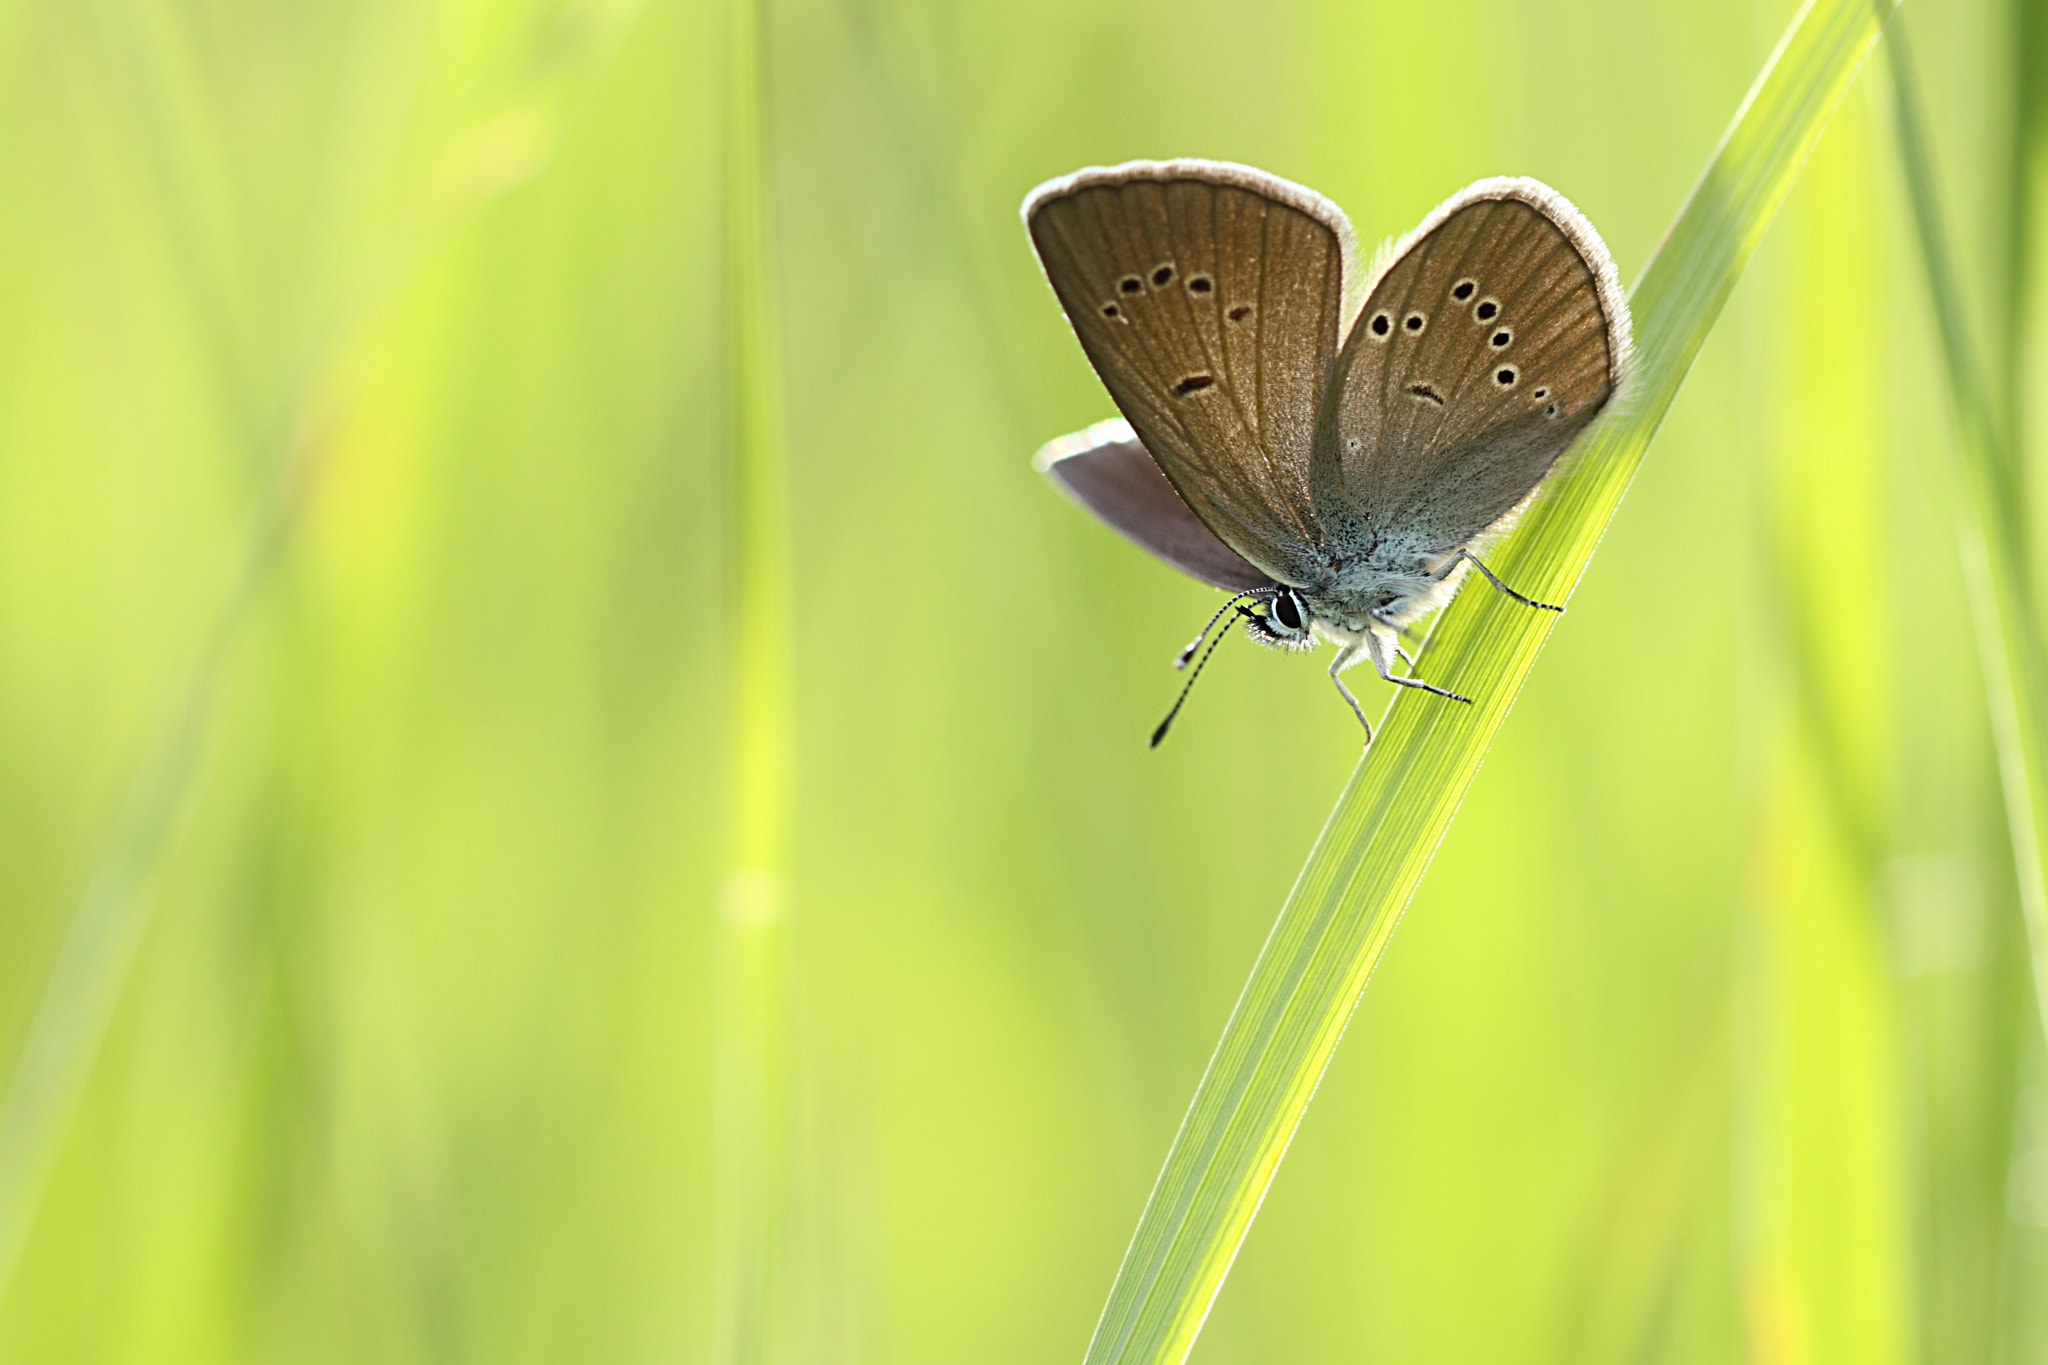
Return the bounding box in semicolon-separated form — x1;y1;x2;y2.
1022;160;1631;744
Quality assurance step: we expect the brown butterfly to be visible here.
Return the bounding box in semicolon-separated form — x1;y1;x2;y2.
1023;160;1630;744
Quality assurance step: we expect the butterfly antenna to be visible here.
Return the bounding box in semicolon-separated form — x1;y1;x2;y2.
1152;607;1248;747
1174;590;1263;668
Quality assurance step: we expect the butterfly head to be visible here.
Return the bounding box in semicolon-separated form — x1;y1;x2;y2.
1242;586;1318;651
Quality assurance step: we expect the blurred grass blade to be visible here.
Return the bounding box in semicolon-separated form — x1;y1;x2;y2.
1079;1;1897;1360
712;0;795;1357
0;533;274;1301
0;3;646;1312
1883;18;2048;1052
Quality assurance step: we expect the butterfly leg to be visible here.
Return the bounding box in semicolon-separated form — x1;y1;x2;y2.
1462;551;1563;613
1327;644;1374;742
1366;614;1419;668
1365;628;1471;704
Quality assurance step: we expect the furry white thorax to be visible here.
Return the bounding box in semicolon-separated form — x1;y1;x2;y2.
1309;554;1470;638
1255;477;1547;664
1245;534;1492;670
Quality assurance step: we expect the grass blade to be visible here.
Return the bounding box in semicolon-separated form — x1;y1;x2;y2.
0;542;268;1303
712;0;796;1358
0;2;647;1310
1882;17;2048;1054
1080;1;1898;1360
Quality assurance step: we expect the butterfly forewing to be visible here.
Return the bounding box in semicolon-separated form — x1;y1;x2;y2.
1025;161;1354;584
1316;180;1626;549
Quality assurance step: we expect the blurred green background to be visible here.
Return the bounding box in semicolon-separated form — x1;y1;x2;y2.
0;0;2043;1360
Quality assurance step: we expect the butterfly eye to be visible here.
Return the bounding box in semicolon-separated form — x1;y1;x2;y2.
1368;311;1392;339
1271;590;1306;633
1451;278;1477;300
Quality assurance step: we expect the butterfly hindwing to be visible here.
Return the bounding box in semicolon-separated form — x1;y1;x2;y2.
1034;420;1275;593
1025;160;1354;585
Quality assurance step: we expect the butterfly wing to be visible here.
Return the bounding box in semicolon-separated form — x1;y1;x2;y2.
1314;178;1630;549
1024;160;1354;585
1034;419;1276;592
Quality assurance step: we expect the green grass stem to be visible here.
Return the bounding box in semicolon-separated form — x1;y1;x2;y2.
1882;17;2048;1055
0;4;644;1311
1079;1;1898;1359
712;0;795;1358
0;517;277;1303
